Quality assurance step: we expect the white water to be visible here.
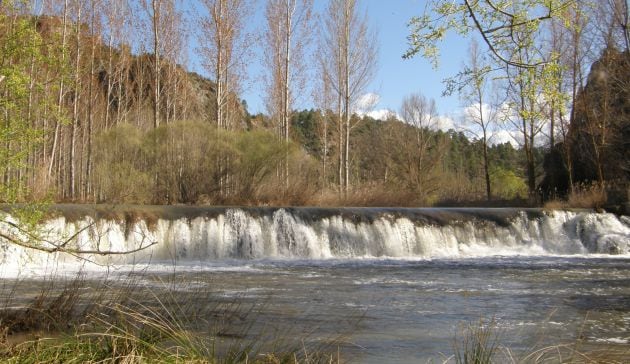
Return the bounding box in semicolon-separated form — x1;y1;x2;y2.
1;208;629;277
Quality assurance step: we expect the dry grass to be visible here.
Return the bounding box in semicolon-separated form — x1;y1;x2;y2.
0;273;344;363
312;185;425;207
452;319;501;364
544;184;608;210
445;318;630;364
567;185;607;209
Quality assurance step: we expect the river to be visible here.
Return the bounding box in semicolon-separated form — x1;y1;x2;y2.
1;206;629;362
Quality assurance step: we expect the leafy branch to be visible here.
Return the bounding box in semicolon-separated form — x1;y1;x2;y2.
405;0;575;69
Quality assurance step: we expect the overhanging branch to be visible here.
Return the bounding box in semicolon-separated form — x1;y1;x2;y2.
0;231;158;256
463;0;568;69
0;217;158;256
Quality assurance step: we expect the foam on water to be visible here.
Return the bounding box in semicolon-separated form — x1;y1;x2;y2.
1;208;629;277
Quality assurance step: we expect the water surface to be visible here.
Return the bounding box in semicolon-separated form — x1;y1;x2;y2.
112;256;630;363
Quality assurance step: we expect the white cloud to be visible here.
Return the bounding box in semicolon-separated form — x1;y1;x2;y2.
355;93;380;114
455;102;522;147
462;103;494;122
398;112;454;131
489;129;518;146
354;93;401;120
435;115;455;131
367;109;399;120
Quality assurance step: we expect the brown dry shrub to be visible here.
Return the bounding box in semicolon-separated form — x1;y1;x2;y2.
567;184;607;208
26;166;54;202
542;199;567;209
544;184;607;209
313;184;425;207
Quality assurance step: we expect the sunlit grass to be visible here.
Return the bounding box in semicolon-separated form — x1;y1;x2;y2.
0;273;343;363
446;318;630;364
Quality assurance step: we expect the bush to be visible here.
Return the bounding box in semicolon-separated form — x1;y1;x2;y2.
491;167;528;200
544;183;608;209
93;121;320;205
94;124;153;203
147;120;237;204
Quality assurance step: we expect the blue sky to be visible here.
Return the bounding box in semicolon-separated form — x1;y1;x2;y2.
345;0;469;118
190;0;474;121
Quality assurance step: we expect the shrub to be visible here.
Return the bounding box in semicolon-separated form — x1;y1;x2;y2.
544;183;608;209
453;319;500;364
94;124;153;203
491;167;528;200
93;121;321;205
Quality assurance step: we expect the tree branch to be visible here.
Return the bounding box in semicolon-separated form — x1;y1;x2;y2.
463;0;556;69
0;219;158;256
0;231;158;256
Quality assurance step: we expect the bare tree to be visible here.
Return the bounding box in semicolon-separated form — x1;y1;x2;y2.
316;17;343;191
102;0;131;128
47;0;69;182
459;40;498;201
318;0;377;193
84;0;102;200
544;2;592;192
198;0;252;130
502;46;548;197
387;93;445;200
142;0;170;129
599;0;630;50
68;0;83;200
313;66;335;188
571;0;629;189
263;0;313;188
159;0;187;124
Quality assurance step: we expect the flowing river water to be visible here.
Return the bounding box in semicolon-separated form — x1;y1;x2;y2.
1;206;630;362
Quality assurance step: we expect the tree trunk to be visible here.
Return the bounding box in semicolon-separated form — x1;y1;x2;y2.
283;0;292;189
152;0;161;129
70;4;82;200
105;15;114;129
483;135;491;201
343;0;350;194
48;0;68;181
85;0;97;200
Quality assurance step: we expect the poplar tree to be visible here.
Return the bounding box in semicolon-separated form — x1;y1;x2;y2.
198;0;252;130
454;40;498;201
263;0;313;188
318;0;377;193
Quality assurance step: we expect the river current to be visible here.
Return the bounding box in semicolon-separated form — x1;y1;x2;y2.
106;256;629;363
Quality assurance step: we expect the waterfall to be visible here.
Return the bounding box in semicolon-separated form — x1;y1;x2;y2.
1;207;629;275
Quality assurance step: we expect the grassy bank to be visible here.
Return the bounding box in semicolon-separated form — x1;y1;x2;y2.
0;273;342;363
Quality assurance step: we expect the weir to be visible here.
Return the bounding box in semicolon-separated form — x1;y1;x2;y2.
1;206;629;274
